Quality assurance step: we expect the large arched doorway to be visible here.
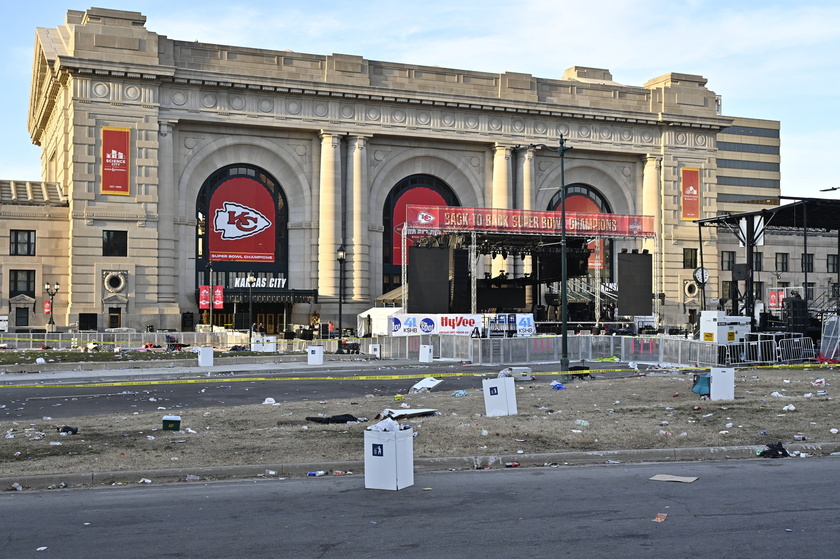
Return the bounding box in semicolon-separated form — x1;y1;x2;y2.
548;184;615;282
381;174;460;296
194;164;293;333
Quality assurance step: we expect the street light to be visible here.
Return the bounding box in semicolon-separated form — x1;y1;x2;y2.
247;272;256;350
44;281;60;331
336;245;346;352
530;135;573;371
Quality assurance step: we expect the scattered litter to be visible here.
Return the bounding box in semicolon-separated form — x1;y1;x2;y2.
11;482;22;491
505;462;520;467
650;474;698;483
451;390;469;397
782;404;796;412
574;419;590;427
551;381;565;390
147;435;155;440
49;441;62;446
831;428;839;435
186;474;201;481
37;547;48;552
307;471;326;477
58;426;78;435
138;478;152;484
393;394;405;402
262;398;277;405
570;429;583;433
770;391;792;398
35;358;46;365
652;513;667;522
499;367;535;381
812;378;826;387
410;377;443;393
794;434;807;441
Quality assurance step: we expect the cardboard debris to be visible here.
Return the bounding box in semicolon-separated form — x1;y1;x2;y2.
410;377;443;392
649;474;698;483
653;513;668;522
379;408;438;419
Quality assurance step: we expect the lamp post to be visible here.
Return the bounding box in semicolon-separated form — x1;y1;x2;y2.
247;272;256;350
44;281;60;331
530;135;573;371
336;245;346;352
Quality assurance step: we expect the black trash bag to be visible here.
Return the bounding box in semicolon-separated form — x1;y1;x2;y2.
57;426;79;435
305;414;360;424
758;441;789;458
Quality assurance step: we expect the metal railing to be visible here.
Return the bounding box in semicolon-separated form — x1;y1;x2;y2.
0;330;818;368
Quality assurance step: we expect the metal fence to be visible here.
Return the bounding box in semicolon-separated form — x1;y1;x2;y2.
0;330;818;368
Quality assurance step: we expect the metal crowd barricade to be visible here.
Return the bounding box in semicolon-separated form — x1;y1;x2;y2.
777;336;816;362
721;339;777;366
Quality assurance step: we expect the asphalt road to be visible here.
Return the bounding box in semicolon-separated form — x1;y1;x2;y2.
0;360;631;421
2;458;838;558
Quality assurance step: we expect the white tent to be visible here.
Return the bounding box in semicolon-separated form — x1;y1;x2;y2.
357;307;402;337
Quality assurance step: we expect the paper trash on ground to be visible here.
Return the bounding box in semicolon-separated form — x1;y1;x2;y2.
499;367;535;381
649;474;698;483
379;408;438;420
410;377;443;393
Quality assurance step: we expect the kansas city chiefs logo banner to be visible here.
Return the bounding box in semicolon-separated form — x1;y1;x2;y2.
213;202;271;240
208;177;276;262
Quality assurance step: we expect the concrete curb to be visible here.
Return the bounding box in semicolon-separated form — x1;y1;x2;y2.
4;442;840;491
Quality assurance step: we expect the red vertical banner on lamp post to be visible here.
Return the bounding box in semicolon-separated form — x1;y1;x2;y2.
199;285;211;309
101;127;131;196
44;301;51;314
213;285;225;309
681;167;701;221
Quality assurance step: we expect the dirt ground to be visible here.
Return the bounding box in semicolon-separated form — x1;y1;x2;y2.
1;367;837;479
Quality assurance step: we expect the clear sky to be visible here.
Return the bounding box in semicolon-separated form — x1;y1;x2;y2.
3;0;839;198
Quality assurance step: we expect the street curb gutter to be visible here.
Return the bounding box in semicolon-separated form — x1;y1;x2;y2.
4;442;840;491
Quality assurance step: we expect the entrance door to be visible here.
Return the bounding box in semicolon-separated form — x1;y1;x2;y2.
108;307;122;329
265;313;275;334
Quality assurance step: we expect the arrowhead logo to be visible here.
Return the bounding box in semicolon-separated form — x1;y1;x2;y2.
213;202;271;240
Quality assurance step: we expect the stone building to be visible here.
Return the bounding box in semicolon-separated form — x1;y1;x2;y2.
4;7;829;334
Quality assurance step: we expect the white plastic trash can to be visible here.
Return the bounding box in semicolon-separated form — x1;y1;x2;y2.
369;343;381;359
364;427;414;490
197;347;214;367
483;376;518;416
307;346;324;365
419;344;433;363
709;367;735;400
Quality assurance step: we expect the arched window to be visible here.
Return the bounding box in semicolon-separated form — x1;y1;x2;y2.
547;184;614;281
381;174;459;295
195;164;288;280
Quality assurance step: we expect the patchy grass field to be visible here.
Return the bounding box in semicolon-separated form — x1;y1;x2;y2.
1;368;837;479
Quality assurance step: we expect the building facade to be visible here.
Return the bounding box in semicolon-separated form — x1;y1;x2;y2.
5;7;828;334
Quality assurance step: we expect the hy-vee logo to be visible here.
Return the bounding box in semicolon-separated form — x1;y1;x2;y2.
213;202;271;240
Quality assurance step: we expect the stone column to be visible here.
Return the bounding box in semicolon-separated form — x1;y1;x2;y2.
318;131;343;298
642;155;662;253
157;120;177;303
347;135;370;302
514;147;536;278
492;144;512;210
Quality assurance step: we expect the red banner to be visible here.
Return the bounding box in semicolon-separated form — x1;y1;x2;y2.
199;285;211;309
44;301;51;315
768;289;785;310
393;187;448;265
209;177;276;262
681;167;701;221
101;127;131;196
405;206;654;238
213;285;225;309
